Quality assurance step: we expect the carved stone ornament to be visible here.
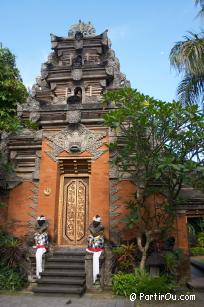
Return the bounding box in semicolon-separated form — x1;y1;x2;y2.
44;187;51;196
68;20;96;38
17;97;40;122
67;110;81;124
71;68;82;80
45;124;106;161
105;66;114;76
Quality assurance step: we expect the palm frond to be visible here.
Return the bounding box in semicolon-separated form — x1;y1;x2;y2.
170;32;204;75
177;73;204;107
195;0;204;19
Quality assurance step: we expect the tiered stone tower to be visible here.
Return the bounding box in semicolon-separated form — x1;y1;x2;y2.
6;21;130;245
32;20;129;106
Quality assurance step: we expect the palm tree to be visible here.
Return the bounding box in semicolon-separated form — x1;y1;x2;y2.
170;2;204;107
195;0;204;18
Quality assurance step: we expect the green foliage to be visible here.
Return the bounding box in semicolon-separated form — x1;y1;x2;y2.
197;232;204;248
163;249;183;278
195;0;204;18
0;47;28;132
190;246;204;255
103;88;204;206
103;88;204;228
0;202;6;208
0;230;10;245
170;3;204;106
188;223;196;237
112;269;174;297
188;223;197;247
0;261;26;291
112;243;136;272
103;87;204;267
163;251;177;273
0;231;27;290
0;230;26;268
198;219;204;232
0;152;14;191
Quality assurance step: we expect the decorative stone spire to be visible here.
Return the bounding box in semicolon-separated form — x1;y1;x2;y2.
68;20;96;38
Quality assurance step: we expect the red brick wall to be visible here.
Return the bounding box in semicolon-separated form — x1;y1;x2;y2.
175;212;189;253
112;179;189;253
5;136;189;254
37;137;110;242
37;141;60;241
7;181;34;238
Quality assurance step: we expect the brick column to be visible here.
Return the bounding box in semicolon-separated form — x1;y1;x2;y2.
176;210;189;254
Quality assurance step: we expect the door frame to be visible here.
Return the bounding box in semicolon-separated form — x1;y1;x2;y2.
57;173;91;246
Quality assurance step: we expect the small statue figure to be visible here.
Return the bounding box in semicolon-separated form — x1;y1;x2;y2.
86;215;104;284
75;31;83;41
33;215;49;279
72;55;82;69
67;87;82;104
88;215;104;249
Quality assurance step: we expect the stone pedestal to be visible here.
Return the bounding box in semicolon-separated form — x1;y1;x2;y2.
85;252;93;289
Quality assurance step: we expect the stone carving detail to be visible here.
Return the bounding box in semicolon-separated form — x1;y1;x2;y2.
76;180;86;240
64;180;76;241
47;52;58;65
31;75;50;98
46;124;106;161
68;20;96;38
71;68;83;80
63;179;87;243
72;55;82;68
17;97;40;122
67;110;81;124
104;49;130;88
33;151;41;180
27;182;39;234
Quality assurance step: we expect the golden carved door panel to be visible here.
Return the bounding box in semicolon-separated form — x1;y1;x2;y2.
60;177;89;245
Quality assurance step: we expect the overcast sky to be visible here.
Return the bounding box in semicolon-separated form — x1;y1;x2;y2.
0;0;202;101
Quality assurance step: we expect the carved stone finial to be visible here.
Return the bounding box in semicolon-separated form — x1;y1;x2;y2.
67;110;81;124
68;21;96;38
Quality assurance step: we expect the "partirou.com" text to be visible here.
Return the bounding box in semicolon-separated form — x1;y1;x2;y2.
129;292;196;302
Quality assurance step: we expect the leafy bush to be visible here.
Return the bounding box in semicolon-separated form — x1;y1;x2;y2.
112;268;174;296
190;247;204;255
0;261;26;290
163;249;183;277
197;232;204;248
0;230;10;246
0;230;28;290
0;233;25;268
112;243;137;272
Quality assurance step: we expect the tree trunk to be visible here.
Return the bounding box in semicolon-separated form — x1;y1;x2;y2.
140;251;147;270
137;231;151;270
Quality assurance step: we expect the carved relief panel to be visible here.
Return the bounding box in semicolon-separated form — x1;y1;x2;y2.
59;177;89;245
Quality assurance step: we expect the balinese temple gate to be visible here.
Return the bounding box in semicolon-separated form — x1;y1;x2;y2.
1;22;200;294
4;21;131;247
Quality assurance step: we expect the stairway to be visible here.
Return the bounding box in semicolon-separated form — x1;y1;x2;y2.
32;248;86;296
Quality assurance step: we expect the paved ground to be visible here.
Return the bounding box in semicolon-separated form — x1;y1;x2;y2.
0;291;204;307
0;292;133;307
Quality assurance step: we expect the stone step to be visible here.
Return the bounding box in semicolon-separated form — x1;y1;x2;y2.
54;250;86;256
47;256;85;263
44;263;85;270
187;277;204;290
40;270;85;277
32;248;86;296
38;277;85;285
32;285;85;295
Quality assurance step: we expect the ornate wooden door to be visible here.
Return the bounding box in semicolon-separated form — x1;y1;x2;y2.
60;177;89;245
